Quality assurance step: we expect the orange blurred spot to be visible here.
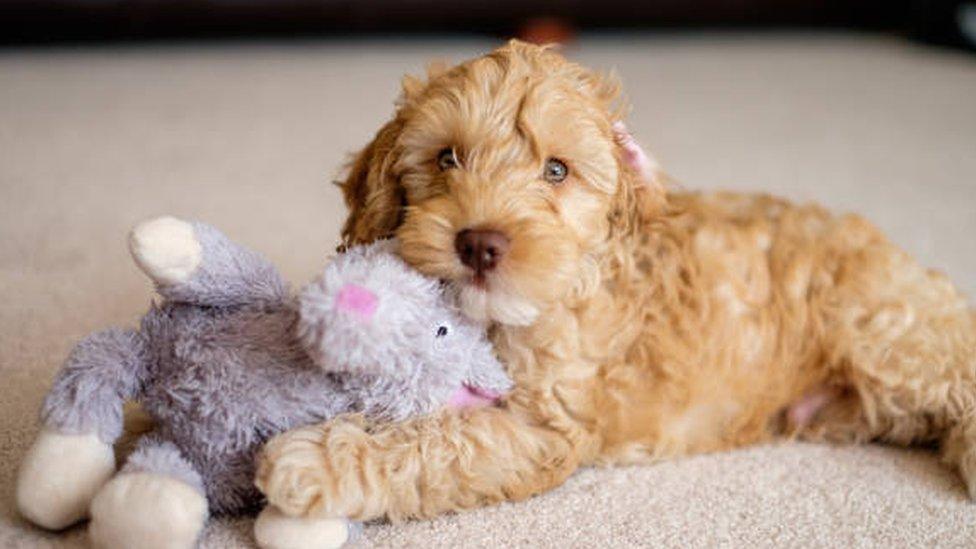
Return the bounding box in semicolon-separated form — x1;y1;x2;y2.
516;17;576;46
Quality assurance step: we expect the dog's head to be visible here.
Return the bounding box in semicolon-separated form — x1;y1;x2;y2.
339;40;665;326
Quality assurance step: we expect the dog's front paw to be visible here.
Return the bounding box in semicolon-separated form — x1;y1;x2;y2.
254;506;358;549
256;424;333;517
129;216;202;285
16;430;115;530
257;417;374;518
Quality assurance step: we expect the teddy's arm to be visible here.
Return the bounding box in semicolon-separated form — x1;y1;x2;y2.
129;216;288;308
256;400;586;521
40;328;150;442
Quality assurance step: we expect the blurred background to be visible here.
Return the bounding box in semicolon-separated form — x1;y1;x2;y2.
3;0;974;290
2;0;976;49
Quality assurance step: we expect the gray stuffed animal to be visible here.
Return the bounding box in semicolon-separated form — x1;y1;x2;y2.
15;216;511;549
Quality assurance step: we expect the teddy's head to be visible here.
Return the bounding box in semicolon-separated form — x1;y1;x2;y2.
296;240;511;402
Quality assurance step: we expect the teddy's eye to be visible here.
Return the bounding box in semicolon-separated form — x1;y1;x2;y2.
544;158;568;184
436;326;449;337
437;148;458;171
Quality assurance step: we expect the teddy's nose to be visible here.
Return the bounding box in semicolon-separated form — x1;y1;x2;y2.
454;229;510;276
335;283;378;320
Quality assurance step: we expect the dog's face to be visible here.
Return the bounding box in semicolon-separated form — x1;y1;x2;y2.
340;41;662;326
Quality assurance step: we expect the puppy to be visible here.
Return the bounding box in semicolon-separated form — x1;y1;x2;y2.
257;40;976;525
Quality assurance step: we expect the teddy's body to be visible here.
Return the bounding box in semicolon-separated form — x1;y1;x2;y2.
43;305;345;515
18;217;511;548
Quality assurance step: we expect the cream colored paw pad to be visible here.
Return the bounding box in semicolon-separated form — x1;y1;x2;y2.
129;216;202;285
16;430;115;530
254;506;351;549
89;472;208;549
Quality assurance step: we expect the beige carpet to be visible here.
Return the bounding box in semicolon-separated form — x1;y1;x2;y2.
2;33;975;547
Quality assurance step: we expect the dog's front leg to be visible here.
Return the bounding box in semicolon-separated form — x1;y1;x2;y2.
256;404;583;521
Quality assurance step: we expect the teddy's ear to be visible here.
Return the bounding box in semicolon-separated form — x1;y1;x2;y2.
338;118;405;246
608;123;669;237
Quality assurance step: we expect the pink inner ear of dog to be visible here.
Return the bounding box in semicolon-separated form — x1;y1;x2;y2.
336;284;379;320
612;121;655;184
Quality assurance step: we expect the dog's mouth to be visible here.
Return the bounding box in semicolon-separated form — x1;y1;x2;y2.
447;273;540;327
439;272;488;291
469;273;489;289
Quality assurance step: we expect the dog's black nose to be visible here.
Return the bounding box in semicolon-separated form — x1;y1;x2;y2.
455;229;510;276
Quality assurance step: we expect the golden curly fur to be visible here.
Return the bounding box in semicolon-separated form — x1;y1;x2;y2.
256;40;976;521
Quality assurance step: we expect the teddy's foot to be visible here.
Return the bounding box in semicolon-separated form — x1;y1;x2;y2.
129;216;202;285
89;472;208;549
16;430;115;530
254;506;357;549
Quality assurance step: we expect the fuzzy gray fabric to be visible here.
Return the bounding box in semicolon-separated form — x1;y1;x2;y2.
2;34;975;548
41;328;150;444
156;222;290;309
31;221;510;519
124;435;207;495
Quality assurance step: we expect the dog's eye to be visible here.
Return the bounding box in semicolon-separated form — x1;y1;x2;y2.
544;158;568;184
437;148;458;171
436;325;449;337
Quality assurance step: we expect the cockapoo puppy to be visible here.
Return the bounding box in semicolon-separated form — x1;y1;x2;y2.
257;40;976;528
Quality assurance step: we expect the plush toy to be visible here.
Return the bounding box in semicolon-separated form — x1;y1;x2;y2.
16;216;511;549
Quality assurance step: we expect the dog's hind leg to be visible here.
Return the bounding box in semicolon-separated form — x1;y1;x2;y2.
129;216;288;308
942;410;976;498
805;219;976;496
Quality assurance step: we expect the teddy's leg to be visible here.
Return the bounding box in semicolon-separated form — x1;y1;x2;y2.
17;328;149;530
256;405;581;522
130;216;287;308
89;437;208;549
253;506;360;549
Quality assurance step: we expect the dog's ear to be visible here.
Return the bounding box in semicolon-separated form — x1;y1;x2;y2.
338;118;405;245
573;67;669;230
399;61;450;104
342;62;451;246
608;123;669;237
564;63;668;235
577;68;626;119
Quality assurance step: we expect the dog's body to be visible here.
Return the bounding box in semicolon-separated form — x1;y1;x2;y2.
257;41;976;523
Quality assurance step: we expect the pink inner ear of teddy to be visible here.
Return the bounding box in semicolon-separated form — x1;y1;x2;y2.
336;284;378;321
448;385;502;410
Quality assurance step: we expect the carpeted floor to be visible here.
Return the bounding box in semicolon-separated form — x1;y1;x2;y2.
1;33;975;547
